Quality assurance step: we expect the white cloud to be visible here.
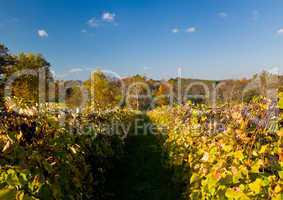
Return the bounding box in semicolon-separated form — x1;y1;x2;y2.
87;17;99;27
102;12;115;22
69;68;83;73
186;27;197;33
86;12;117;28
218;12;228;18
37;29;48;38
51;70;56;76
81;29;87;33
277;28;283;35
171;28;179;33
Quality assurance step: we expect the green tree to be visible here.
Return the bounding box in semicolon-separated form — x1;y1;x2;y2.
0;44;15;107
0;44;14;73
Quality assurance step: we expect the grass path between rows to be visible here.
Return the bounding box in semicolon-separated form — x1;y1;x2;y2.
110;135;180;200
107;115;182;200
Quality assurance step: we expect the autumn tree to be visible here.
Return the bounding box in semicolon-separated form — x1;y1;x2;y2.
154;83;172;107
64;81;84;109
84;70;121;110
10;53;53;103
125;75;151;110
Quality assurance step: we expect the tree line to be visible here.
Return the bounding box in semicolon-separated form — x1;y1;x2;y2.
1;43;282;111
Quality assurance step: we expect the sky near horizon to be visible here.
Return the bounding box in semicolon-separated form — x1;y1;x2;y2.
0;0;283;80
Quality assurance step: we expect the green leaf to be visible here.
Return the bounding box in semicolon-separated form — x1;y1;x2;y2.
6;170;20;187
39;185;52;200
190;173;199;184
0;187;17;200
42;161;53;173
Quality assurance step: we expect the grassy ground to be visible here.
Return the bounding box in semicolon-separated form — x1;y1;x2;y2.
103;114;182;200
110;134;180;200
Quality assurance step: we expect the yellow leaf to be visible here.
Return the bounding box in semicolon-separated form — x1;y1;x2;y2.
249;178;263;194
259;145;268;154
0;187;17;200
234;151;244;161
274;185;282;194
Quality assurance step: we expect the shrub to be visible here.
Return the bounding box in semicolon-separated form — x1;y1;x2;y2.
0;97;138;199
149;97;282;199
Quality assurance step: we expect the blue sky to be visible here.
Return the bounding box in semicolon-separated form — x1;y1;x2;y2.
0;0;283;80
